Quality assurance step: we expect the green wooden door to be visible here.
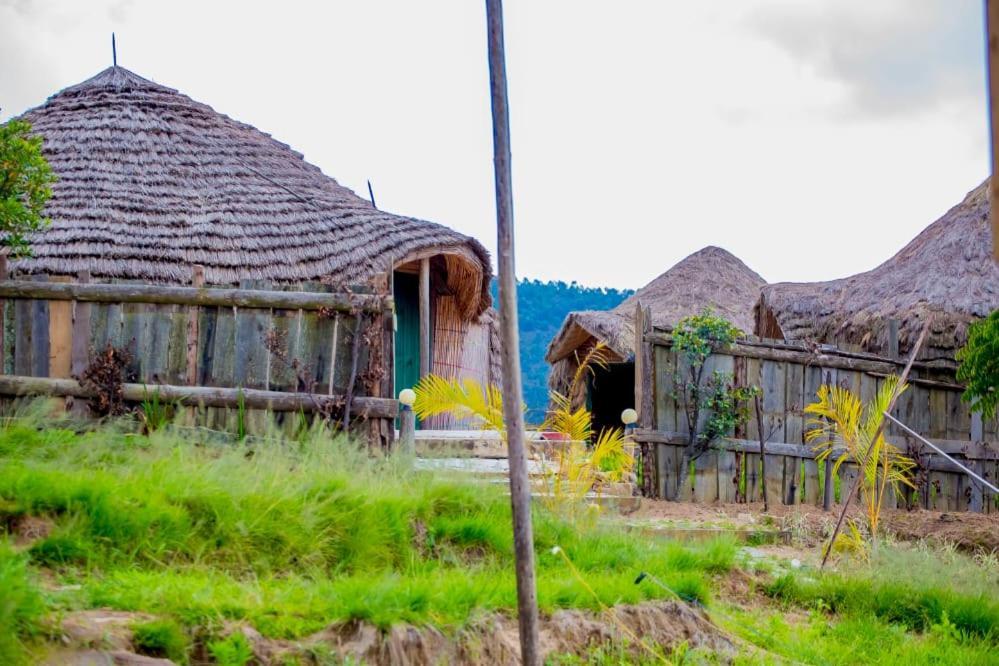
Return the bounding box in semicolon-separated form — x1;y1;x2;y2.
394;272;421;418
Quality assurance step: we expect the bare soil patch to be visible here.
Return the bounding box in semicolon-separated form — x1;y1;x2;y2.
231;600;735;665
628;500;999;553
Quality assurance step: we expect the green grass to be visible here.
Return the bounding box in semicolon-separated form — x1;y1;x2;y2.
714;541;999;664
0;403;736;661
0;542;44;665
3;402;997;664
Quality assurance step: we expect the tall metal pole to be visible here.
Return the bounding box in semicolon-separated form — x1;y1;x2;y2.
484;1;541;663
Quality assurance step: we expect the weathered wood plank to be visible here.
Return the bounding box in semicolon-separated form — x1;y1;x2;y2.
764;452;783;508
783;456;800;505
760;359;786;443
717;449;739;503
48;277;73;379
234;281;271;389
946;390;972;441
803;458;820;506
30;277;50;378
654;346;677;433
0;280;391;313
744;452;761;502
692;450;717;503
0;374;398;417
785;362;805;445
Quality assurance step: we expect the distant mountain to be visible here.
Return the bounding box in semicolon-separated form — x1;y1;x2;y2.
490;279;634;422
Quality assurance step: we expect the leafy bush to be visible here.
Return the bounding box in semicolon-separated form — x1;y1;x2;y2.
208;632;254;666
132;619;189;663
0;119;56;257
957;310;999;419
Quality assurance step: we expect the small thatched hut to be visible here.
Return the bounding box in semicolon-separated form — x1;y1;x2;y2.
755;181;999;364
6;65;500;429
546;246;766;431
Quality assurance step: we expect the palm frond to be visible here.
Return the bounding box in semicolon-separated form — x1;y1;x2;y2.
413;374;505;432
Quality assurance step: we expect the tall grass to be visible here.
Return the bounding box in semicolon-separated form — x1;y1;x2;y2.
763;544;999;641
0;543;43;664
0;402;736;656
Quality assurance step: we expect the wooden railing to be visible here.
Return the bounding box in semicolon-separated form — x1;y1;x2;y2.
0;271;396;448
635;325;998;513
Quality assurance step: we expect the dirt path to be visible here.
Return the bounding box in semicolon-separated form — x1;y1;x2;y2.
625;500;999;553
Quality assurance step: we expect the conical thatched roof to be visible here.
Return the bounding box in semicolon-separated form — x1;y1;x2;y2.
546;246;767;364
755;181;999;361
14;66;491;316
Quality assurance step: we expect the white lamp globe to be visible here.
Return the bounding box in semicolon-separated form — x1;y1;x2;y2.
621;408;638;425
399;388;416;407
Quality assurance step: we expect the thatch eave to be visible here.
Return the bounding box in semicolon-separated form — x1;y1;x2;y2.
11;65;493;318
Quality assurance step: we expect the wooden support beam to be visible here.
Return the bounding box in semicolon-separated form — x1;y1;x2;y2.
419;257;431;379
486;0;540;660
646;332;949;376
887;319;900;360
0;280;391;314
0;374;398;418
988;0;999;262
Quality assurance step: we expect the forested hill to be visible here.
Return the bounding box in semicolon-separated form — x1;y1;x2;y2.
490;279;634;422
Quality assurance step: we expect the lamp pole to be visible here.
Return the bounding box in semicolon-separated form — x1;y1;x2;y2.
398;388;416;455
484;0;541;663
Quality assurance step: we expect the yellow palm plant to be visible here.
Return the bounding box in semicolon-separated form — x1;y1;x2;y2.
411;341;634;518
412;374;505;432
804;375;916;537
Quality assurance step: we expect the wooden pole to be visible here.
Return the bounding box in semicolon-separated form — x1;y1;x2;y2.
987;0;999;262
399;404;416;455
485;1;541;663
822;455;834;511
0;254;8;375
419;257;431;379
820;322;930;568
755;395;769;513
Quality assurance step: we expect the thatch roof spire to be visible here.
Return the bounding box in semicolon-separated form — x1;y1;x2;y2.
756;180;998;359
546;246;766;363
14;65;492;316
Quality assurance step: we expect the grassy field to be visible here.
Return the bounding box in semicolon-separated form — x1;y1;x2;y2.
0;401;997;664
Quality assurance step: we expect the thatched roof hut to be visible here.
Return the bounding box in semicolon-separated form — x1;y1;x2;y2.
755;181;998;362
8;65;500;425
545;247;766;428
547;246;767;367
14;65;491;318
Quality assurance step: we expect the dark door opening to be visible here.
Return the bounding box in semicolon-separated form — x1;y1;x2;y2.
588;362;635;435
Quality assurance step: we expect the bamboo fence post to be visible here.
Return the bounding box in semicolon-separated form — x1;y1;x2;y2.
820;322;930;568
485;0;540;662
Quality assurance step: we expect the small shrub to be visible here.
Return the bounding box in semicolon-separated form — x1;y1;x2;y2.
131;619;188;663
208;632;254;666
28;533;91;566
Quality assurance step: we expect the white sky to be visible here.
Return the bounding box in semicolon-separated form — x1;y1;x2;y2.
0;0;989;290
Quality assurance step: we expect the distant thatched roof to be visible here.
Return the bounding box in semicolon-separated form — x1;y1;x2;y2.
755;181;999;360
14;66;491;316
546;246;767;364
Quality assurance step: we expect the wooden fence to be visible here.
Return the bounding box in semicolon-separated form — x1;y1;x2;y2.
634;325;999;513
0;271;398;448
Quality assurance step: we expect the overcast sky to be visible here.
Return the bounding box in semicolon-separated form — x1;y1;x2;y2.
0;0;989;289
